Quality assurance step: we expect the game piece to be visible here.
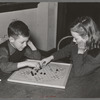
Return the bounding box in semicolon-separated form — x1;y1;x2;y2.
8;60;72;89
40;72;42;74
31;71;34;76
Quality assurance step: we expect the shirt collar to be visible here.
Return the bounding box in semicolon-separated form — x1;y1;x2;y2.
8;40;16;55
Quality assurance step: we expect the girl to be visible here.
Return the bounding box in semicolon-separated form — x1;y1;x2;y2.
40;16;100;76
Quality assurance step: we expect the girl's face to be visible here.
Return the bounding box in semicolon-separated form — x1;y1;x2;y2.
71;31;88;44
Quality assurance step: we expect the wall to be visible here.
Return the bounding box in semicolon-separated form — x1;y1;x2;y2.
0;2;58;51
36;2;58;51
0;8;37;44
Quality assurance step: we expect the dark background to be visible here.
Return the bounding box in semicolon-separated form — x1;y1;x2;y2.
0;2;39;12
57;3;100;44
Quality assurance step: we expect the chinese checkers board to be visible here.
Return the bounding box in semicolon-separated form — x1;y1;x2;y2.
8;60;72;89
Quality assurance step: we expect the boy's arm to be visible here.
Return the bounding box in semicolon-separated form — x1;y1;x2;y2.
0;48;40;73
27;40;37;51
0;48;18;73
24;45;42;60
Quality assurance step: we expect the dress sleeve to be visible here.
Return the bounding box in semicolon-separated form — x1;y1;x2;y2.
52;42;72;61
24;46;42;60
52;41;100;77
0;48;18;73
72;52;100;77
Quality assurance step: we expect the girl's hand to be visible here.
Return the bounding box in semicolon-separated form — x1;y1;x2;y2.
78;40;86;49
27;40;37;51
40;56;54;67
77;40;87;54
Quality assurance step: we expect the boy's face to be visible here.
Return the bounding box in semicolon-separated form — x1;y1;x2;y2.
10;35;29;51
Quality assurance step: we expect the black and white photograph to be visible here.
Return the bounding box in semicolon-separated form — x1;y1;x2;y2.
0;1;100;99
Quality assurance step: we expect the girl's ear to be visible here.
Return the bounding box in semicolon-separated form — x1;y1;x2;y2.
9;36;15;42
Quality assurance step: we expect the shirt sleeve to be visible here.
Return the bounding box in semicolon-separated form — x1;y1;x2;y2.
24;46;42;60
0;48;18;73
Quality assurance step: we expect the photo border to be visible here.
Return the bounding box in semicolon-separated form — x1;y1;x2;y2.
0;0;99;100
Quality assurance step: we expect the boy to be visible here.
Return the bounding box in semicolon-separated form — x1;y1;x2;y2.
0;20;41;76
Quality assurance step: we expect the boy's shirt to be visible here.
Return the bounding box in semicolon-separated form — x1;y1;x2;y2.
0;40;41;73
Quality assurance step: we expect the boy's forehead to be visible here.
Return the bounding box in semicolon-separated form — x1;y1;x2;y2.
18;35;29;38
17;35;29;40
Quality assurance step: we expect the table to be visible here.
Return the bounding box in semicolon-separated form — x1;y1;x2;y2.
0;67;100;98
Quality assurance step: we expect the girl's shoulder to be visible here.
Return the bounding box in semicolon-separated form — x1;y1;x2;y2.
87;48;100;58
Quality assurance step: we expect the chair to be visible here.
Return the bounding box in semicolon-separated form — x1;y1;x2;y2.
57;35;73;63
57;35;73;50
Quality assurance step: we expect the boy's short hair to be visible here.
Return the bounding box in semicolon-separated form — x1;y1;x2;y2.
8;20;30;38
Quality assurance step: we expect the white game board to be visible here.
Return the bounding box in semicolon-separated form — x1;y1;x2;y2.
8;60;72;89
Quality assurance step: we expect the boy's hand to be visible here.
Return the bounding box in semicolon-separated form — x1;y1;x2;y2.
18;61;41;69
40;56;54;67
27;40;37;51
26;61;40;69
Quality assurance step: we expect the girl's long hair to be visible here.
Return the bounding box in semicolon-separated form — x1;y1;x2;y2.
70;16;100;49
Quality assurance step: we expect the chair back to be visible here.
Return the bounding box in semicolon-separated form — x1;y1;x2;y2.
57;35;73;50
57;35;73;63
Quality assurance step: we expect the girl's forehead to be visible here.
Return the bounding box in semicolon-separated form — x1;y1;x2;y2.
71;22;86;33
71;31;82;38
71;31;79;36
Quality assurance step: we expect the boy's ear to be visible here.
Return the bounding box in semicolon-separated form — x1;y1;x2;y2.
9;36;15;42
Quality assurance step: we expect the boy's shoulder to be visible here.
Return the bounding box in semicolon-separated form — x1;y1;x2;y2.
0;40;9;54
0;40;8;47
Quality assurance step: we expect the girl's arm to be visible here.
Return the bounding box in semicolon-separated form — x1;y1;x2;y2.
72;52;100;77
52;42;72;61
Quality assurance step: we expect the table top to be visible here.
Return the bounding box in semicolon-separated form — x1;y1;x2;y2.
0;67;100;98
